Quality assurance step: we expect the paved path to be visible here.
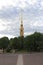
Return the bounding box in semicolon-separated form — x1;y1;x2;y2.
23;53;43;65
0;53;43;65
16;54;23;65
0;54;18;65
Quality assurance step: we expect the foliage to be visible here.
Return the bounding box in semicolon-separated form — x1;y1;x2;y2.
0;37;9;53
0;32;43;53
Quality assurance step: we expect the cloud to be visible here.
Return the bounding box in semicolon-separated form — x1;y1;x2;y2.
27;0;37;5
0;6;20;20
0;0;43;38
0;19;7;30
0;0;40;9
0;18;20;37
24;32;34;36
40;0;43;6
0;34;15;39
0;0;28;9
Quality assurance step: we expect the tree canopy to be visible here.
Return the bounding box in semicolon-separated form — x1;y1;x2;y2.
0;32;43;53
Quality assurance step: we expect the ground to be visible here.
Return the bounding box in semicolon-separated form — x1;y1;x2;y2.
0;53;43;65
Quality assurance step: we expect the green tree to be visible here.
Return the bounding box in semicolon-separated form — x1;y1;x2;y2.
24;35;34;51
10;38;13;49
11;37;20;50
0;37;9;53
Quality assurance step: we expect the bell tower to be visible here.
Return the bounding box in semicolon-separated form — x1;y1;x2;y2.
20;12;24;37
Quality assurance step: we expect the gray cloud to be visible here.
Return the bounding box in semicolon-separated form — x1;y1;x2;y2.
0;6;20;20
0;1;43;37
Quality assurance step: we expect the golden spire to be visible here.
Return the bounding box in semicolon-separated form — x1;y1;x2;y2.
20;9;24;37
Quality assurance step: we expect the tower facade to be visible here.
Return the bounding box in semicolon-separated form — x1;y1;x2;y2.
20;16;24;37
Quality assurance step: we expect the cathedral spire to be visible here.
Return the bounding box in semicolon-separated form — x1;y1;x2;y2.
20;10;24;37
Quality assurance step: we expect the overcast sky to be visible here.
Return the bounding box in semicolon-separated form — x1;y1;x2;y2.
0;0;43;38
